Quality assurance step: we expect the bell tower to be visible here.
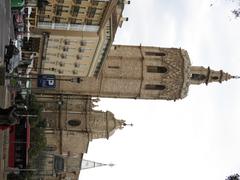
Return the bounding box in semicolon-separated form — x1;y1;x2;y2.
33;45;238;101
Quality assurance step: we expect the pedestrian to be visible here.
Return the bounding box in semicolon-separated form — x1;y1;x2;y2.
0;105;19;125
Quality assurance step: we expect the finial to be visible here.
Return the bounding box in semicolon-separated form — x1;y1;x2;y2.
123;122;133;127
108;163;115;167
232;75;240;79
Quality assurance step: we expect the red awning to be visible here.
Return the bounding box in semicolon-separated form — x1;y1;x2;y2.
26;119;30;150
25;118;30;165
8;126;16;167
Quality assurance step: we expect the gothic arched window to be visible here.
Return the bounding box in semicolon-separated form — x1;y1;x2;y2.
68;119;81;126
191;74;206;81
147;66;167;73
145;84;166;90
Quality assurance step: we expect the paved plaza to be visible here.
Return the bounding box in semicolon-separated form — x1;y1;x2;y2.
0;0;14;179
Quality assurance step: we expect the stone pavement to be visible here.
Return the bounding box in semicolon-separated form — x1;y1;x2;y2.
0;63;11;108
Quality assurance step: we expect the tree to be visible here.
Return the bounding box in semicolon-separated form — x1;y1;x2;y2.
226;174;240;180
232;8;240;18
211;0;240;18
228;0;240;18
25;94;47;159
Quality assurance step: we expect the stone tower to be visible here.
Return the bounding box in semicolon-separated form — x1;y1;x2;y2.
34;45;237;101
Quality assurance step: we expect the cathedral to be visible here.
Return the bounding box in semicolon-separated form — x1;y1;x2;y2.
30;43;239;180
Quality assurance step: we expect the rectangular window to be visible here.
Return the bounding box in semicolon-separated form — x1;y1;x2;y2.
69;18;76;24
78;47;84;53
108;66;120;69
56;0;64;3
56;5;63;16
87;7;97;18
76;55;82;60
145;84;165;90
62;46;69;52
58;69;64;74
145;52;166;57
60;53;67;59
74;62;80;68
71;6;80;17
59;62;65;67
54;17;61;23
91;0;99;6
74;0;82;4
80;40;87;46
63;39;70;45
85;19;92;25
73;70;79;74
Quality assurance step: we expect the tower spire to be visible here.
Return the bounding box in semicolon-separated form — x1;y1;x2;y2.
190;66;237;85
81;159;115;170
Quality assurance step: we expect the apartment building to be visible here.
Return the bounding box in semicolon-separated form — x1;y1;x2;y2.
27;0;130;77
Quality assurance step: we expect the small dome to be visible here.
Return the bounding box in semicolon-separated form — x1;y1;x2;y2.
88;111;127;140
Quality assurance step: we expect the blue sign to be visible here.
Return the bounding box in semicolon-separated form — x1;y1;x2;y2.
37;74;56;88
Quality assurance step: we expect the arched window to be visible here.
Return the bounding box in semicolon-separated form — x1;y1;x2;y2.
191;74;206;81
145;52;166;57
147;66;167;73
145;84;166;90
68;119;81;126
212;76;219;80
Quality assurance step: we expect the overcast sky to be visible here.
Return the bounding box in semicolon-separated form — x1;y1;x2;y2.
80;0;240;180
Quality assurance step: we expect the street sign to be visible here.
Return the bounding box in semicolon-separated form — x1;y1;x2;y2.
37;74;56;88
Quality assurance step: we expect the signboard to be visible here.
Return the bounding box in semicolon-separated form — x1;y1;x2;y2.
37;74;56;88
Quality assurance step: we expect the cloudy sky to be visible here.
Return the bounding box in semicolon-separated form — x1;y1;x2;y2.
80;0;240;180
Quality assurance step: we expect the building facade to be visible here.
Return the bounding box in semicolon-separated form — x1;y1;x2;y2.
26;0;129;77
30;94;127;180
32;44;236;101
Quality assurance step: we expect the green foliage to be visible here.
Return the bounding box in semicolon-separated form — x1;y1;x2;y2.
226;174;240;180
25;94;47;159
7;170;34;180
26;94;45;127
29;127;47;159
